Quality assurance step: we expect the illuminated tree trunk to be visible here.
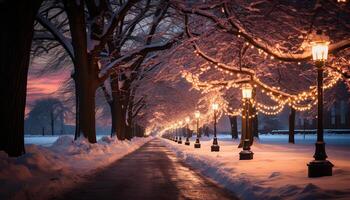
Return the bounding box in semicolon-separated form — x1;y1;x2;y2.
0;0;43;156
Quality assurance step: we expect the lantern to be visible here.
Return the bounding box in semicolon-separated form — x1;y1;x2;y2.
242;84;253;99
211;103;219;110
311;32;329;62
311;41;329;62
195;111;200;119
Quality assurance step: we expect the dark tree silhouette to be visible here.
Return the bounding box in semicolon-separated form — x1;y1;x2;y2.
25;98;68;135
0;0;43;156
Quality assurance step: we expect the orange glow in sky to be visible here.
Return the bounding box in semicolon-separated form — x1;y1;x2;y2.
25;71;69;116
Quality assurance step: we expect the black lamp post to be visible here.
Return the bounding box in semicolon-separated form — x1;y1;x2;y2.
211;103;220;152
185;117;191;145
194;111;201;148
307;32;333;177
239;83;254;160
178;121;183;144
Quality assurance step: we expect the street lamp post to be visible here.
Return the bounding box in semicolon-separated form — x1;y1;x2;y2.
185;117;190;145
211;103;220;152
194;111;201;148
239;83;254;160
307;32;333;177
178;121;183;144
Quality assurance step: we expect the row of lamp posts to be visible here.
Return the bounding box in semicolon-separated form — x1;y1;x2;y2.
167;32;333;177
169;85;254;157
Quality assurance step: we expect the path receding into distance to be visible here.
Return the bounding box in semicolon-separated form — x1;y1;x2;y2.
53;138;238;200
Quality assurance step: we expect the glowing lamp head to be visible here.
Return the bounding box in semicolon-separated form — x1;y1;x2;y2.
195;111;200;119
242;84;253;99
311;41;329;62
179;121;183;126
185;117;190;123
337;0;347;3
212;103;219;111
311;31;329;62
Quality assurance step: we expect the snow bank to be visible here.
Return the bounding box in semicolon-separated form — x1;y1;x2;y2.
0;135;151;200
161;137;350;200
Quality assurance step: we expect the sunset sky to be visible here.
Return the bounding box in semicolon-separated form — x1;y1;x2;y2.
25;69;69;116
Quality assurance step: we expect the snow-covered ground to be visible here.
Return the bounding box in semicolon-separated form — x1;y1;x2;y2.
0;135;151;200
218;133;350;146
161;134;350;200
24;135;107;147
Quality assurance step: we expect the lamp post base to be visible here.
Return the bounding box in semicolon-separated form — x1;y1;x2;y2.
185;141;190;145
178;137;182;144
211;144;220;152
174;138;177;142
194;138;201;148
239;150;254;160
307;160;333;177
211;137;220;151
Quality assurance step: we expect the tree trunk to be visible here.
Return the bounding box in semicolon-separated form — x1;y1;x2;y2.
252;88;259;139
289;107;296;144
78;78;97;143
248;100;254;145
125;124;132;140
74;78;80;140
0;0;43;156
125;89;135;140
65;0;97;143
110;99;126;140
109;101;116;137
228;116;238;139
252;108;259;138
109;74;126;140
51;110;54;135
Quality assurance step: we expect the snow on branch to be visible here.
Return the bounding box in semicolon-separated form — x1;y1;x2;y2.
36;15;74;60
98;35;182;83
175;1;350;62
91;0;138;55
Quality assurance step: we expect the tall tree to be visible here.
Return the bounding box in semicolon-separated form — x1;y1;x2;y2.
0;0;43;156
25;98;67;135
36;0;181;142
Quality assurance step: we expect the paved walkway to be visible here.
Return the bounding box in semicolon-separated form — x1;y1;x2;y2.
54;138;238;200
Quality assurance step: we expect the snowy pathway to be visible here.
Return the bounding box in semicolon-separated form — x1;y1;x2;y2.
53;138;237;200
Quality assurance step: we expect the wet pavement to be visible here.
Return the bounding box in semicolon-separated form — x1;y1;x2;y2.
54;138;238;200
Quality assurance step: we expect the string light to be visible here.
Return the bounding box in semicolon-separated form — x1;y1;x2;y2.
179;40;344;117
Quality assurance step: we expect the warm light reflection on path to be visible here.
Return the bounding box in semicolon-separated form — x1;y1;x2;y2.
53;138;238;200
